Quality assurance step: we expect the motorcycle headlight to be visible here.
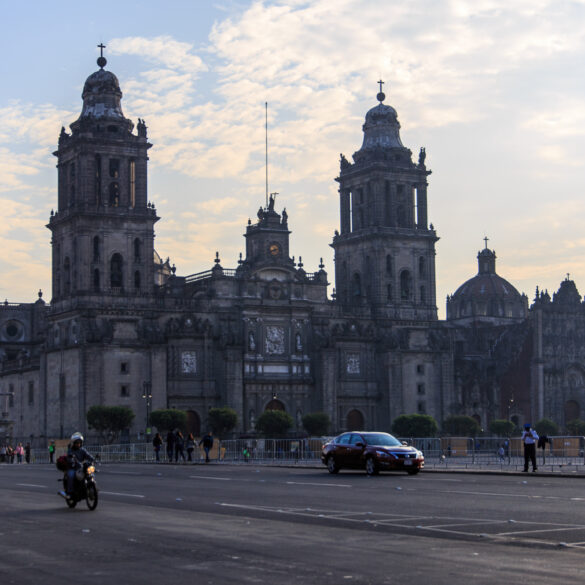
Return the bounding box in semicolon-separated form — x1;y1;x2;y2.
86;465;95;474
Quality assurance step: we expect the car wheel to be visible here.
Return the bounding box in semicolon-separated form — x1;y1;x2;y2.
326;455;340;474
365;457;379;476
407;468;420;475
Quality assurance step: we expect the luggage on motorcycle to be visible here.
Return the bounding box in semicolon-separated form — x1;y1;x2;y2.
56;455;68;472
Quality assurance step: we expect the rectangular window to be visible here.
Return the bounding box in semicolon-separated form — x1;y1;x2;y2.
120;362;129;374
416;364;425;375
28;381;34;405
417;401;426;414
120;385;129;397
9;383;14;407
417;383;425;395
109;158;119;178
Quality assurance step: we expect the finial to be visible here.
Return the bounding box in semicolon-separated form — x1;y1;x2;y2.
319;258;324;270
171;264;176;275
376;79;385;103
238;252;243;265
215;251;221;265
484;236;489;249
298;256;303;269
97;43;107;69
38;289;43;299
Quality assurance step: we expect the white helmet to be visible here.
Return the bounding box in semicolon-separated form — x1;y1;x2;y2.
71;432;84;443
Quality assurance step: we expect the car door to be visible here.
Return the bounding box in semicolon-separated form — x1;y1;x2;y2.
345;433;366;469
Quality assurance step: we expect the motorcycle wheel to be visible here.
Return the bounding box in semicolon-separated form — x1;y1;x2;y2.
67;497;77;508
86;483;98;510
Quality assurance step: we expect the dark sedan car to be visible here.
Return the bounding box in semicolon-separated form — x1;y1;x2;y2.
321;431;424;476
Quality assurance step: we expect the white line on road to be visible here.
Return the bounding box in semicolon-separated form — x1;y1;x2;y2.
100;491;145;498
16;483;47;488
286;481;351;488
189;476;232;481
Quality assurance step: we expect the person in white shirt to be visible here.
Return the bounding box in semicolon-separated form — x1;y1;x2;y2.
521;423;539;472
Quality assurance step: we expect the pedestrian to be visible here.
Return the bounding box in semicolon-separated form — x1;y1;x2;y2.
498;444;505;462
503;439;510;464
48;440;56;464
538;434;550;465
186;433;195;462
521;423;539;472
152;432;163;462
15;442;24;464
199;431;214;463
174;431;186;462
24;442;31;464
7;444;14;463
165;430;175;463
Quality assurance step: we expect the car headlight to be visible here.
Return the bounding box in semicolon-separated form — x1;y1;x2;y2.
375;450;390;458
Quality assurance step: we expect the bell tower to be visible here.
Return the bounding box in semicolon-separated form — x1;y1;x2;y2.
331;82;438;321
48;46;158;306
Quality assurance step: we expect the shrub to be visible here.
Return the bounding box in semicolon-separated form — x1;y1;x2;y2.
302;412;330;436
392;414;438;438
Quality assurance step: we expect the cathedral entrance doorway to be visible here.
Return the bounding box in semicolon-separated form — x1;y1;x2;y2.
347;409;364;431
265;399;285;411
186;410;201;436
565;400;580;424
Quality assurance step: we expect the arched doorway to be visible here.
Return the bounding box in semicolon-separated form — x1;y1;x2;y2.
186;410;201;437
265;399;285;411
347;409;364;431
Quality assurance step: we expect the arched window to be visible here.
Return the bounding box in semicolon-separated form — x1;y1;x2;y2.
400;270;412;300
186;410;201;437
266;399;285;411
347;409;364;431
419;256;426;277
352;273;361;298
387;283;393;301
134;270;141;290
110;253;123;288
93;269;100;291
420;285;426;303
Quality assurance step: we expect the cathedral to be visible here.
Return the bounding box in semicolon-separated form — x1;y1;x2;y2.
1;53;583;446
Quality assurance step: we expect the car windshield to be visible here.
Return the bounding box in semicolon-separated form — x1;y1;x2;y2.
364;433;402;447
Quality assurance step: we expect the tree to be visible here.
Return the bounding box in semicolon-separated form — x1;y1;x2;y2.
149;409;187;433
255;410;294;437
392;414;438;438
489;419;515;437
534;418;559;436
566;419;585;436
86;405;135;444
442;415;481;437
207;407;238;438
302;412;330;436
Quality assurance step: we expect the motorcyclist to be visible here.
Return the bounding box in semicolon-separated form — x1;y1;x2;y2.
60;432;95;497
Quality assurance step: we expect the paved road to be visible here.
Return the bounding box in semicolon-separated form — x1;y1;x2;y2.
1;463;585;584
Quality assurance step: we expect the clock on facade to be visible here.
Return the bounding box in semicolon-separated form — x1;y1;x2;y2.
268;242;281;257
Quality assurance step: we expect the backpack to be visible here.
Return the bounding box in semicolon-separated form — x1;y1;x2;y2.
56;455;68;472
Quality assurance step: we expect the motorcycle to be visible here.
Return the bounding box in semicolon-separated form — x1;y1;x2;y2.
57;459;99;510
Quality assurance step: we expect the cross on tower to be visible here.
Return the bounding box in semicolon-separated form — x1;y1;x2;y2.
483;236;489;249
377;79;384;93
97;43;106;57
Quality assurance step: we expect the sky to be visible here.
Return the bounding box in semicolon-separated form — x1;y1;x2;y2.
2;0;585;318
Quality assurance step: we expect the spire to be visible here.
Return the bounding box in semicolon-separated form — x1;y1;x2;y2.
477;239;496;274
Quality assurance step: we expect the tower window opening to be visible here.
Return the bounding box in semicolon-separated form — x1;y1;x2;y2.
134;270;141;290
95;155;102;205
134;238;142;262
400;270;412;300
129;160;136;208
64;257;71;294
387;283;393;301
109;182;120;207
110;253;124;289
93;268;100;291
352;273;361;299
420;285;426;303
386;255;393;275
109;158;119;178
93;236;100;262
419;256;426;277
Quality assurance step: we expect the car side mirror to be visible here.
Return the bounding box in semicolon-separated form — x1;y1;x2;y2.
355;441;365;448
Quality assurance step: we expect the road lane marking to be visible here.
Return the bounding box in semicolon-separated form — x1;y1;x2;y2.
16;483;47;488
286;481;351;488
438;489;561;500
100;491;145;498
189;476;232;481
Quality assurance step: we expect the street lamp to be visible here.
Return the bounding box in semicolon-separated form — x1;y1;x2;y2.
142;382;152;439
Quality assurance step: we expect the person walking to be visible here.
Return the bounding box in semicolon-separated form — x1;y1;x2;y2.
522;423;539;472
174;431;186;463
199;431;214;463
152;432;163;462
48;440;56;464
186;433;195;462
24;442;31;464
165;430;175;463
15;443;24;464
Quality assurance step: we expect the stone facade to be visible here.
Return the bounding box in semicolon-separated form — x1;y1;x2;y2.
1;55;581;445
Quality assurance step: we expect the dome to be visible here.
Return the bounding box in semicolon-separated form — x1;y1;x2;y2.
78;68;125;120
358;100;404;151
447;245;528;324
